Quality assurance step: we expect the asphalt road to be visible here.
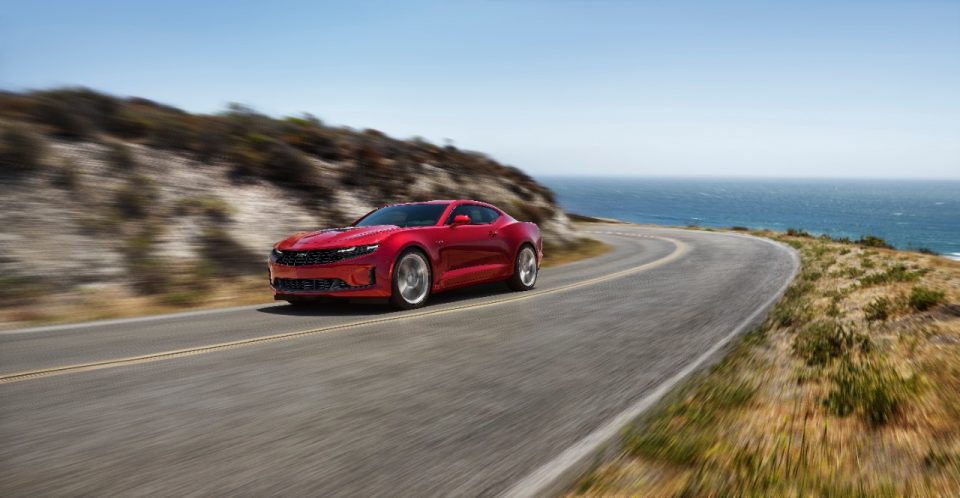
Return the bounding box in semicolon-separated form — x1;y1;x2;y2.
0;225;797;497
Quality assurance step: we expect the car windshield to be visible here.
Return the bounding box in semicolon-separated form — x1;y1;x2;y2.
354;203;450;228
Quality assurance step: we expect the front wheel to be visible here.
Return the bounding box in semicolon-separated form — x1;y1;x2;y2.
507;245;538;291
390;249;432;309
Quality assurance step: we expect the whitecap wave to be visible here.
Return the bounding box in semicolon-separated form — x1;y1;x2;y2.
948;252;960;261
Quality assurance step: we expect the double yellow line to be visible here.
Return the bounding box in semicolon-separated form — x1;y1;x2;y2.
0;234;687;385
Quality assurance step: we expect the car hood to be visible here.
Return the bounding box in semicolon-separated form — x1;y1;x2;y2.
276;225;405;250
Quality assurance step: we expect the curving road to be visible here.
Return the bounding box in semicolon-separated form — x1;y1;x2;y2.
0;225;797;497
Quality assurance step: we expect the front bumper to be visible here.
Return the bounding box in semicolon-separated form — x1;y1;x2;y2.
268;257;392;299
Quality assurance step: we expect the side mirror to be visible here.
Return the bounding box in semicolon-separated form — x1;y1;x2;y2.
451;215;471;226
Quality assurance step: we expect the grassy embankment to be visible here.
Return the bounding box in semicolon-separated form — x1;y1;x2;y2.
573;229;960;497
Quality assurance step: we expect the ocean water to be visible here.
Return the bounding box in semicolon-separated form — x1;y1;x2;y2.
538;177;960;260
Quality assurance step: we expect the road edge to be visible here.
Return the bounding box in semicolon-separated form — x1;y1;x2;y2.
499;230;801;498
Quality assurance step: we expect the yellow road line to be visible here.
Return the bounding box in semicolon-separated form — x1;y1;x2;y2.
0;234;688;385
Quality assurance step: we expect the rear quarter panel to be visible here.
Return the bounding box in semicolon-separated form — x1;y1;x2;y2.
498;220;543;263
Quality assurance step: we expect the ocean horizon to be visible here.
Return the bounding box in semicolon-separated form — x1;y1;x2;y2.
538;176;960;260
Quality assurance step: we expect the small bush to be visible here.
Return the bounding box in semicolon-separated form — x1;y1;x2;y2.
793;320;870;366
123;229;171;295
175;196;234;221
826;301;843;318
864;297;892;322
730;226;749;231
843;266;864;278
784;281;815;300
914;247;939;256
860;264;926;286
32;96;90;138
0;126;44;175
786;228;812;237
824;358;920;426
113;175;157;219
197;228;262;277
149;116;195;151
106;142;136;170
908;286;945;311
506;201;554;224
857;235;894;249
773;300;809;327
52;159;80;189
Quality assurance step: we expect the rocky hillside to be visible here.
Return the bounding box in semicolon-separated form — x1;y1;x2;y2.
0;88;575;305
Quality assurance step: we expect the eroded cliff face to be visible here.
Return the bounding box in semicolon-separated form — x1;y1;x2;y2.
0;133;575;291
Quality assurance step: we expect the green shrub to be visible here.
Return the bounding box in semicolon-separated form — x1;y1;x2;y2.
843;266;864;278
857;235;894;249
149;116;195;151
505;201;554;224
793;320;870;366
786;228;812;237
123;229;170;295
773;300;809;327
826;301;843;318
32;96;90;138
106;141;136;170
197;228;262;277
908;286;945;311
864;297;892;322
175;196;234;221
824;358;920;426
0;126;44;175
105;108;150;139
114;175;157;219
860;264;927;286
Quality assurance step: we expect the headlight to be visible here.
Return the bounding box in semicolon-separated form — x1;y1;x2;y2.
270;248;283;261
337;244;379;257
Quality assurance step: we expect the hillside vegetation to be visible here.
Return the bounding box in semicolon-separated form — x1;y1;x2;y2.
573;231;960;496
0;88;578;326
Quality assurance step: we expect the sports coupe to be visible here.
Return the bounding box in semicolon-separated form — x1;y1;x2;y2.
268;200;543;309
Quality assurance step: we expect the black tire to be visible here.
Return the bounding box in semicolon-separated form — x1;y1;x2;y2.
390;248;432;310
507;244;538;291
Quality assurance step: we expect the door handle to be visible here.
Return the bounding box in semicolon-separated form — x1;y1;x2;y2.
488;230;497;238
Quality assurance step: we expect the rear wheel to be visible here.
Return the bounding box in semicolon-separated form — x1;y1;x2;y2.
507;244;538;291
390;249;432;309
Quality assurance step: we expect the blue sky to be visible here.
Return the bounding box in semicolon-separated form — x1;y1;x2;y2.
2;0;958;178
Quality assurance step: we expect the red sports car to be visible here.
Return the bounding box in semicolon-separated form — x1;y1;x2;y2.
268;200;543;309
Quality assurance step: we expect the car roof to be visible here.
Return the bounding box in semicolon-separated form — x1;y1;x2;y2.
389;200;496;208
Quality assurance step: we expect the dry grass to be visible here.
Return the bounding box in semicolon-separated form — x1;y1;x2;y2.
573;231;960;497
0;277;272;329
542;237;612;268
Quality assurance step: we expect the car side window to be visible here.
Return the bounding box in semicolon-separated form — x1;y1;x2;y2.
478;207;500;224
446;205;498;225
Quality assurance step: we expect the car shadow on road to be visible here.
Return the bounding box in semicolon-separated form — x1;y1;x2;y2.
256;282;513;317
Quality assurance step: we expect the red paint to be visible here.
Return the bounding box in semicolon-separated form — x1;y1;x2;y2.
267;200;542;302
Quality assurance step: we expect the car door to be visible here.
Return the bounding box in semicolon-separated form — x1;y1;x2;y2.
438;205;510;287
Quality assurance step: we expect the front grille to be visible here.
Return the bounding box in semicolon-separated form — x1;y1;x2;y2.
274;249;349;266
272;278;365;292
